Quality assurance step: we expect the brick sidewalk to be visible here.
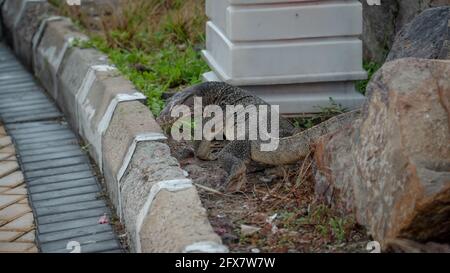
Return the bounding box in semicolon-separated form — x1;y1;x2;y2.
0;124;38;253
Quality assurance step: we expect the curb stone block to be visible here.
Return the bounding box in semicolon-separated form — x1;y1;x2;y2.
10;0;53;69
57;47;109;133
120;142;224;252
1;0;23;43
120;141;186;250
1;0;49;56
103;101;165;212
77;68;145;169
140;187;225;253
0;0;4;41
34;18;87;100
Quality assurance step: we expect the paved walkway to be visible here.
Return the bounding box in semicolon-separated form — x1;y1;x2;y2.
0;123;37;253
0;43;122;253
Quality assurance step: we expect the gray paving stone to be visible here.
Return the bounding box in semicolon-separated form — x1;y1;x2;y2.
0;99;51;109
37;207;108;225
0;91;41;100
6;121;63;130
66;240;120;253
27;171;94;186
32;185;99;201
20;149;85;164
40;231;116;252
26;164;91;179
0;103;56;113
4;112;63;123
8;126;67;136
35;200;107;217
0;94;48;105
15;131;77;145
29;178;97;193
19;138;78;151
0;40;120;253
38;216;104;234
38;224;113;244
18;145;79;157
23;156;89;172
33;193;99;208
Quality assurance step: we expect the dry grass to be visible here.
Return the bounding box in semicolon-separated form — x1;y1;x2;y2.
190;155;369;253
56;0;206;51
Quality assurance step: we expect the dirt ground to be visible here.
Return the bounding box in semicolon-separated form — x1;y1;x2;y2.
166;138;370;253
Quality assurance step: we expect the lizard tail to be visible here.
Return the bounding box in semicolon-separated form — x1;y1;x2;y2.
251;110;361;165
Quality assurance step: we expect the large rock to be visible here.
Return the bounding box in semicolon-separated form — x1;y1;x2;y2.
315;58;450;248
353;58;450;245
387;7;450;61
396;0;449;30
361;0;449;63
361;0;398;63
314;118;360;215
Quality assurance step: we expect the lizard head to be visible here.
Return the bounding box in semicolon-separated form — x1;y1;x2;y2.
157;85;198;128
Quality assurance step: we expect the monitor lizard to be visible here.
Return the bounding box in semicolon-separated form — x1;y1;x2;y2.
158;82;360;192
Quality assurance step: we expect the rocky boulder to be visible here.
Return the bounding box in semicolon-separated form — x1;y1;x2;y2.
387;7;450;61
361;0;450;63
354;58;450;245
314;119;360;215
385;238;450;253
361;0;398;63
314;58;450;249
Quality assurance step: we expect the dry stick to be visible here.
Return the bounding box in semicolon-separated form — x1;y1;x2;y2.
254;188;289;201
295;151;313;188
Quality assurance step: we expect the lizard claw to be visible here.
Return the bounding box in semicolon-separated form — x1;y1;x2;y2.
222;163;248;193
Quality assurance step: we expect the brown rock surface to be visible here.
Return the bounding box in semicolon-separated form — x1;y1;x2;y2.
353;58;450;244
314;58;450;248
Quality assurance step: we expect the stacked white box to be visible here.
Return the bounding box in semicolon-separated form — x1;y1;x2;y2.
202;0;367;114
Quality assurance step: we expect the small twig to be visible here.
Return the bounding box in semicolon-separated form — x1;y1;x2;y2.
194;183;225;196
295;152;313;188
254;188;289;201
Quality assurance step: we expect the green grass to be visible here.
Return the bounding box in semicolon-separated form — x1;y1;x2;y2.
75;36;208;115
356;61;382;95
291;98;347;130
277;204;355;244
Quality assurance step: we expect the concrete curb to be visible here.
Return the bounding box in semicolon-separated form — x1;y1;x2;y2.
1;0;226;253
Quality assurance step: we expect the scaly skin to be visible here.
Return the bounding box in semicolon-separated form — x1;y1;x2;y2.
158;82;359;192
251;109;361;165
